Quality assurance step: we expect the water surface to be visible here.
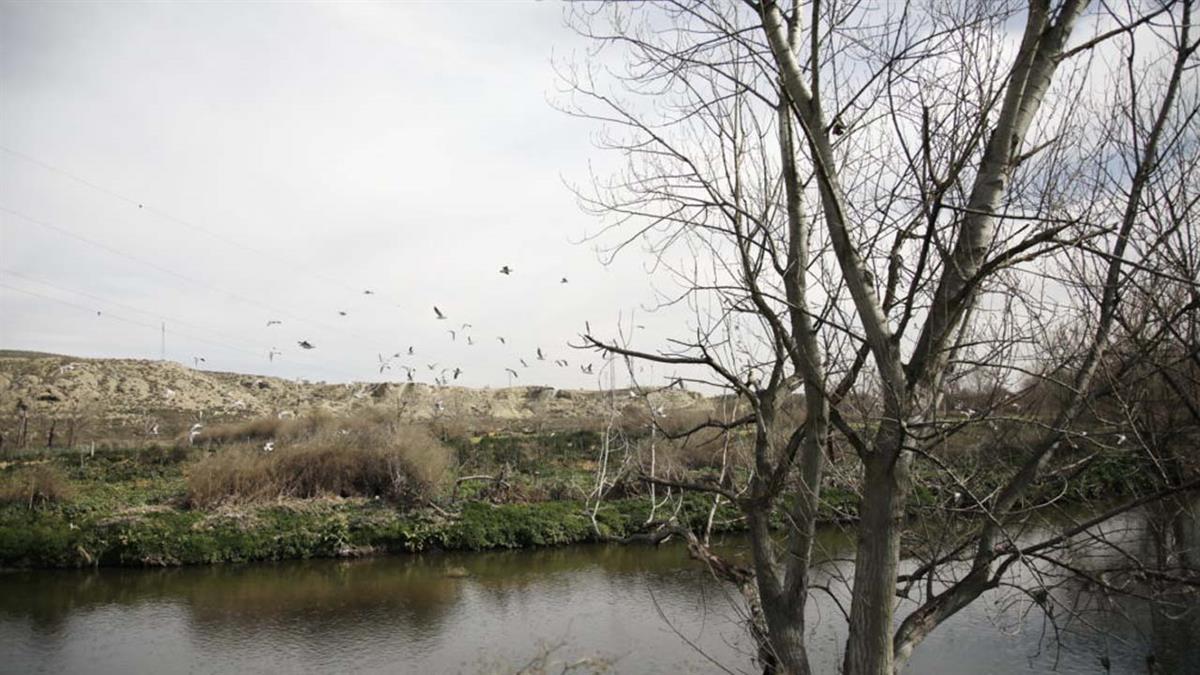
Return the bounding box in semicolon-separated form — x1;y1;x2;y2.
1;525;1195;673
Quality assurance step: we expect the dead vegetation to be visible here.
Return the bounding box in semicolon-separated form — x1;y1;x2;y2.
186;417;285;446
0;463;74;507
185;408;454;508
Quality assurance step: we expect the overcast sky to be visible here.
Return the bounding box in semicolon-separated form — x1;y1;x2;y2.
0;1;689;388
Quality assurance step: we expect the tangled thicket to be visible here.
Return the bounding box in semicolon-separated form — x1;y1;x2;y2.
0;464;73;508
185;408;453;508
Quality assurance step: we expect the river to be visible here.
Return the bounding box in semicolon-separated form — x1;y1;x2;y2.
1;517;1196;673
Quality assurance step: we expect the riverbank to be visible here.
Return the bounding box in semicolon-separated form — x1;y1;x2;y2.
0;430;1152;569
0;435;746;568
0;493;742;568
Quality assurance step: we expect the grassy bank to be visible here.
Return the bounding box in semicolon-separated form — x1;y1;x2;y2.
0;496;738;568
0;416;1155;569
0;439;744;568
0;453;748;568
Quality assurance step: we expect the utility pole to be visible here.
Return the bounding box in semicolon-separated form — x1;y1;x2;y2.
160;321;166;360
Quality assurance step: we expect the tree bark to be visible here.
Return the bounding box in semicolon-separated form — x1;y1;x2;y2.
842;429;910;675
893;4;1193;665
906;0;1087;390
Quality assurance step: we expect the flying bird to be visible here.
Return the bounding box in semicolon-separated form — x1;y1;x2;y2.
426;363;438;371
434;306;446;320
448;330;457;341
561;277;569;284
581;363;594;374
363;290;374;295
536;348;545;361
497;336;506;344
338;311;348;316
193;356;206;367
466;336;474;346
505;368;519;379
453;367;462;380
268;348;282;362
298;340;315;350
500;265;512;275
407;346;415;355
266;320;282;327
520;358;529;368
461;323;473;330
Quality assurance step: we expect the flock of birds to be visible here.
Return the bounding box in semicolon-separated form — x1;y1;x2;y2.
191;266;595;388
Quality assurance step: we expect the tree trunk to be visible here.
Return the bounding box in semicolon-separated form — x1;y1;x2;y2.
1175;494;1199;572
844;446;910;675
760;595;812;675
747;507;813;675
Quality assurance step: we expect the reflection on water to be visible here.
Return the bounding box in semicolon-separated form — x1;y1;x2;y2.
1;513;1196;674
1;545;752;674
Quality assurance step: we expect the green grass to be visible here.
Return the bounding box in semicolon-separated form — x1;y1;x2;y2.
0;426;1155;569
0;494;737;568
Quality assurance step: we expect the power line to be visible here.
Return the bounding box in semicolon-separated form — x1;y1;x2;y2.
2;267;278;354
2;281;249;357
0;204;394;349
3;266;352;373
0;146;598;386
0;204;533;384
0;144;409;309
0;280;355;380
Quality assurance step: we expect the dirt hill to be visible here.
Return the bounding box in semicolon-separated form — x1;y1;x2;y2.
0;351;715;446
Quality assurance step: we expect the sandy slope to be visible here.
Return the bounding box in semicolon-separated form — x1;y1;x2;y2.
0;351;713;442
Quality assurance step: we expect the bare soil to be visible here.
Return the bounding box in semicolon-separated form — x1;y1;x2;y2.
0;351;714;445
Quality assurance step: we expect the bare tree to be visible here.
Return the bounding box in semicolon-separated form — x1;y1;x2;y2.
562;1;1199;673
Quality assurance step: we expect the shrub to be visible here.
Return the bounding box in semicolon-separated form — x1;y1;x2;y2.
184;417;286;447
139;443;192;465
651;424;751;472
185;409;453;508
0;464;74;507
